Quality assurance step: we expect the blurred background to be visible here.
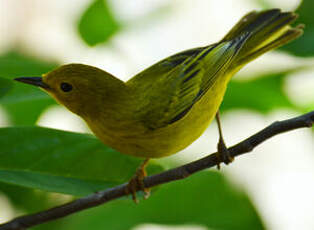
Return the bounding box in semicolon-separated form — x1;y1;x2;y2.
0;0;313;229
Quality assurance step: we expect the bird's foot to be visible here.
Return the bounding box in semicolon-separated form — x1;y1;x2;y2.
125;159;150;203
216;138;234;170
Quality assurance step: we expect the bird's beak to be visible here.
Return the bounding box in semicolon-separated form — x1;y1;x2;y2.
14;77;50;89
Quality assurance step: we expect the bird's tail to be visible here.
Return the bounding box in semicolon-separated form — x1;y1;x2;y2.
222;9;303;69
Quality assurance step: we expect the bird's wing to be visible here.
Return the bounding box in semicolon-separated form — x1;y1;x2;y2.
128;35;248;130
127;46;205;83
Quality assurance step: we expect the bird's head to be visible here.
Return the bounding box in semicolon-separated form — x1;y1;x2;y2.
15;64;126;116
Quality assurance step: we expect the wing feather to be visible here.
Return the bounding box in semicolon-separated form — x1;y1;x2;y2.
127;34;249;129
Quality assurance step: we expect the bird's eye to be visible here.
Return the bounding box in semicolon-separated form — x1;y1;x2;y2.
60;82;73;92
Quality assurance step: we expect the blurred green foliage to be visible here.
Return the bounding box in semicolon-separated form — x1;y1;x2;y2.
221;71;297;113
0;182;53;213
0;0;313;229
280;0;314;56
0;52;57;125
78;0;120;46
36;172;264;230
0;78;12;99
0;126;162;196
0;182;68;230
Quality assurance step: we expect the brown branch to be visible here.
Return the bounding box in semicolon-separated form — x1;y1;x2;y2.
0;111;313;230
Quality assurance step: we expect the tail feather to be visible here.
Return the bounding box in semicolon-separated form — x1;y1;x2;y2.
237;24;304;66
222;9;280;41
222;9;303;68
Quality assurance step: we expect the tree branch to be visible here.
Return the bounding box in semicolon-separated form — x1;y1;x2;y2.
0;111;313;230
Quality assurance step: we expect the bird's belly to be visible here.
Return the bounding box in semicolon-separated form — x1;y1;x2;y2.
96;80;228;158
134;89;225;157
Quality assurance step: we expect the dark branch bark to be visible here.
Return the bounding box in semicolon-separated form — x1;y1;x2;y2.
0;111;313;230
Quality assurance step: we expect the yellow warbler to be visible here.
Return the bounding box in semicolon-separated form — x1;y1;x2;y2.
15;9;303;201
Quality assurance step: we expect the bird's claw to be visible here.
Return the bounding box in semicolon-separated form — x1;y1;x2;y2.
216;138;234;169
125;160;150;203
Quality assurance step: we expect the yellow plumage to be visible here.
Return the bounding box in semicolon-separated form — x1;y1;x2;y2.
15;9;303;159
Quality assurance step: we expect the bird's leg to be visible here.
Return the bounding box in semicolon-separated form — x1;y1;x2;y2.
215;111;234;169
125;158;150;203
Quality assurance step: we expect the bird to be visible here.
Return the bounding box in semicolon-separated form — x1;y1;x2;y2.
15;9;303;202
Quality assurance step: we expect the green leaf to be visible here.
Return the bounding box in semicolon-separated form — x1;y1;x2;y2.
0;183;68;230
280;0;314;57
0;127;163;196
221;72;296;113
0;77;13;99
78;0;120;46
0;182;53;213
45;172;264;230
0;52;58;125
